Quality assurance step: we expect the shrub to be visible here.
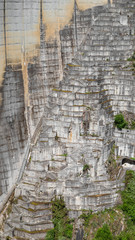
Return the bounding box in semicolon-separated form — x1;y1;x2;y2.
130;121;135;129
45;229;55;240
64;224;73;238
94;224;113;240
114;114;128;130
115;231;135;240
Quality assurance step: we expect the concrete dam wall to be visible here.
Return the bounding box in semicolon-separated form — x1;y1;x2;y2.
0;0;135;239
0;0;110;198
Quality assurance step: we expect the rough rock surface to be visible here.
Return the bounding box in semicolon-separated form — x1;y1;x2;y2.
0;0;135;239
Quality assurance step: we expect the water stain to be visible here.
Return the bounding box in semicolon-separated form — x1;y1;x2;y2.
77;0;109;10
0;0;108;104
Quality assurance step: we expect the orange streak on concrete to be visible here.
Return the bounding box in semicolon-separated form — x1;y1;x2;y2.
69;131;72;142
0;46;5;86
43;0;74;41
77;0;108;10
22;58;29;107
0;0;109;107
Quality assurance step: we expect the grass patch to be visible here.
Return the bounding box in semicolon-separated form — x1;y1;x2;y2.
31;201;49;206
52;89;72;93
67;64;81;67
60;153;68;157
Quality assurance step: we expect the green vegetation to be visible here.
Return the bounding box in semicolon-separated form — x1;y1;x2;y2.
52;89;72;93
83;164;90;173
79;210;92;227
114;112;135;130
115;231;135;240
121;170;135;223
114;114;128;130
45;197;73;240
79;208;125;240
105;144;120;180
67;63;80;67
130;121;135;129
93;224;113;240
45;229;55;240
55;132;59;141
127;52;135;61
127;52;135;73
91;133;99;137
80;170;135;240
45;171;135;240
60;153;68;157
113;170;135;240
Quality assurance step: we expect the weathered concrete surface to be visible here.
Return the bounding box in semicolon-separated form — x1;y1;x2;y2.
0;0;111;198
0;0;135;239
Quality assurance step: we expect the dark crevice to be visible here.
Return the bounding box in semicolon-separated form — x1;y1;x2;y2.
108;0;111;5
40;0;44;44
122;158;135;166
74;0;78;48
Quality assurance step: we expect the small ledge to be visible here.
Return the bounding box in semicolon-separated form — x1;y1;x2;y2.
52;89;72;93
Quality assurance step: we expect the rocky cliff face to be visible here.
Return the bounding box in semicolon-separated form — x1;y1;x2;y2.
0;0;135;239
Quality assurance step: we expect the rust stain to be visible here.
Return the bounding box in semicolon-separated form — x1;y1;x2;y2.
6;29;40;63
22;58;29;107
0;46;5;85
77;0;108;10
0;23;40;106
0;0;109;106
43;0;74;40
20;25;40;108
69;131;72;142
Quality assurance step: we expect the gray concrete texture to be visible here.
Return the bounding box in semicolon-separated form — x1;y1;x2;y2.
0;0;135;239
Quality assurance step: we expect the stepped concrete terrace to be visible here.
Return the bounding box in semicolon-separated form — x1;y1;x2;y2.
0;0;135;239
